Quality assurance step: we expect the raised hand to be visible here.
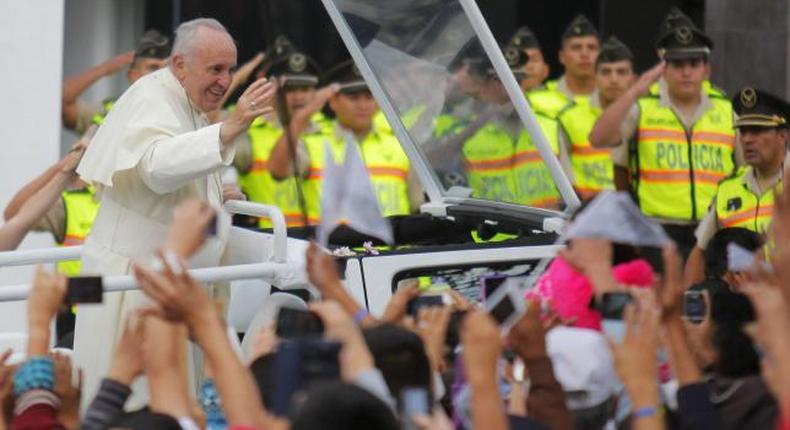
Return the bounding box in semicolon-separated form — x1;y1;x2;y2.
164;199;217;258
631;61;666;97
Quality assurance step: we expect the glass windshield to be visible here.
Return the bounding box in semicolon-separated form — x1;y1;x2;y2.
324;0;574;211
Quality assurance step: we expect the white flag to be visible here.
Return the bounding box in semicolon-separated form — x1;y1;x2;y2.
317;135;394;246
563;191;672;248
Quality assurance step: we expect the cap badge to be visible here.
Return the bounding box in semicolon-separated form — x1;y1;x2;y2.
675;27;693;45
504;47;520;67
289;54;306;72
740;87;757;109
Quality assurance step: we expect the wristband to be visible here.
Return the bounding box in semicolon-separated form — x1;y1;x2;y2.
632;406;661;419
13;357;55;396
353;309;369;325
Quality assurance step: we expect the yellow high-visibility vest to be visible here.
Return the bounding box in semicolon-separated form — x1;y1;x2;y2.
462;122;518;203
58;186;100;276
303;124;411;222
239;115;326;227
513;114;562;208
632;87;736;221
715;167;781;233
558;102;614;200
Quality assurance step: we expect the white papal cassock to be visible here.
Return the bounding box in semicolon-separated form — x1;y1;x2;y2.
74;66;234;409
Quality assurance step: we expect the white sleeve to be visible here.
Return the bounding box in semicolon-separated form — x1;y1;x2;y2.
137;123;235;194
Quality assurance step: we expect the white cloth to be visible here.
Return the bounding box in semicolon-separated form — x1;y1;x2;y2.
73;67;235;411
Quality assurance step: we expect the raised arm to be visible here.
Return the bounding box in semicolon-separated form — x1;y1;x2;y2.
0;145;86;251
268;84;339;179
62;52;134;130
589;62;664;148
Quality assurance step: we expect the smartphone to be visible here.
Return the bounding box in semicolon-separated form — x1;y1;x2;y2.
275;308;324;338
65;277;103;304
269;339;341;416
400;387;430;430
683;290;706;324
480;274;508;304
407;294;446;317
599;292;633;320
485;281;527;329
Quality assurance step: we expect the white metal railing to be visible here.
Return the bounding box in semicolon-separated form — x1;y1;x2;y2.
0;201;298;301
0;261;306;301
0;246;83;267
0;201;288;268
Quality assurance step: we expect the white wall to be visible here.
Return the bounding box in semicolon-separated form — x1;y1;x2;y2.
0;0;66;331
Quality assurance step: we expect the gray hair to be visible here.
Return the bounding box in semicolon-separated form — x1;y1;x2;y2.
170;18;232;58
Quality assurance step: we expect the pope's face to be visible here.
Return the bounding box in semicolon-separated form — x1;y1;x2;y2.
172;27;237;112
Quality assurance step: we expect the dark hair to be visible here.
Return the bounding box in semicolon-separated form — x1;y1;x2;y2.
711;290;759;377
362;323;432;404
249;352;277;408
290;381;400;430
115;408;182;430
705;228;762;279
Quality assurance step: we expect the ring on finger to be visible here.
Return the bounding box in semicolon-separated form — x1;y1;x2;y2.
250;101;257;109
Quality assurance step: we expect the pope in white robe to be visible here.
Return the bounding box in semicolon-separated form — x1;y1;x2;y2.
73;18;275;408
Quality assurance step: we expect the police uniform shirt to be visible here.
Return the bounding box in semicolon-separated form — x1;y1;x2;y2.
555;75;595;102
619;78;742;225
694;165;782;250
294;122;425;211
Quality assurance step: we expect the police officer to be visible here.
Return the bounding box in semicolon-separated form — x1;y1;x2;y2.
268;60;423;223
685;88;790;282
234;37;331;227
557;36;636;200
508;26;550;93
537;15;601;118
62;29;171;133
589;8;737;258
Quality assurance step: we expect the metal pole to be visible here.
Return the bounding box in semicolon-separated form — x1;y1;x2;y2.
224;200;288;263
0;247;82;268
457;0;581;213
0;261;305;302
318;0;444;203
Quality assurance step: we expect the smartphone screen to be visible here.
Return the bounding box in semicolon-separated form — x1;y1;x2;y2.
275;308;324;338
683;291;706;323
488;294;516;325
599;292;632;320
480;275;507;303
400;387;429;428
65;277;103;304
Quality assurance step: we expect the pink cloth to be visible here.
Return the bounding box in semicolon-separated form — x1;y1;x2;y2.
527;256;655;331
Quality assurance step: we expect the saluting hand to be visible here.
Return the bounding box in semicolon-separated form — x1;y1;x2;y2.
631;61;666;97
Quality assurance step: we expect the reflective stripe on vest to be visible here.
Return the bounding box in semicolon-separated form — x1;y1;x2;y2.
462;123;517;202
58;187;100;276
715;168;781;233
239;116;323;227
633;90;735;221
513;114;562;208
91;100;115;126
558;103;613;199
303;126;411;221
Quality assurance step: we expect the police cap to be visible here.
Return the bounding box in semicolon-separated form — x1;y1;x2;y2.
732;87;790;129
134;29;171;60
561;15;599;42
323;60;368;93
508;26;541;51
655;8;713;60
266;52;321;87
597;36;634;65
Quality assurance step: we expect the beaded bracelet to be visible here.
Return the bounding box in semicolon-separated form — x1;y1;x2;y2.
13;357;55;397
632;406;662;419
353;309;369;325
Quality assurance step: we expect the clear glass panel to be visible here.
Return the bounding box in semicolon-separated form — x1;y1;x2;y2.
331;0;568;210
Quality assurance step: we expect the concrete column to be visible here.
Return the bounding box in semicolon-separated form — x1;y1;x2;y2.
706;0;790;98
